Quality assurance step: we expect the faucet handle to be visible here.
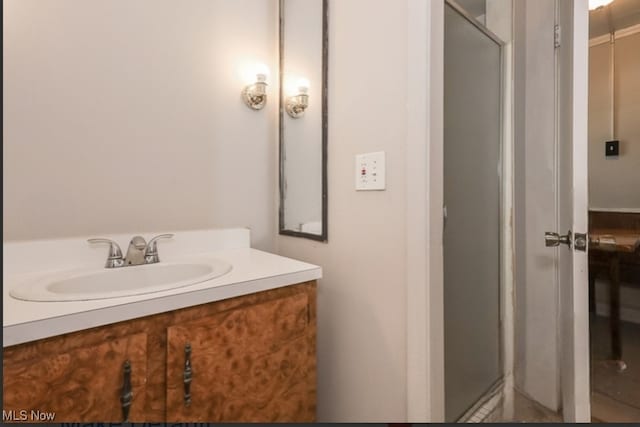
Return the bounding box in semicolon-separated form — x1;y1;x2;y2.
88;238;124;268
144;234;174;263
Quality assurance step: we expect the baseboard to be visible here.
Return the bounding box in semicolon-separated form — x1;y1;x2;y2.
589;207;640;213
596;302;640;325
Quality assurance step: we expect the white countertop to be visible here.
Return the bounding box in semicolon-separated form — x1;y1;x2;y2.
3;229;321;347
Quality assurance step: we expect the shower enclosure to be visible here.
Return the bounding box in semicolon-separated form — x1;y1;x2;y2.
443;1;504;421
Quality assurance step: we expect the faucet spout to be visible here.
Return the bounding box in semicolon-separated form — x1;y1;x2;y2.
124;235;147;266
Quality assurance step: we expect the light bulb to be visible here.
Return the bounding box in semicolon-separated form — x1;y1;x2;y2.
239;62;270;85
296;77;310;94
255;63;270;81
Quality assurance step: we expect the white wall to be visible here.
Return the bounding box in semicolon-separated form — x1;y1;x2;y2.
276;0;411;421
406;0;445;421
3;0;278;250
588;32;640;209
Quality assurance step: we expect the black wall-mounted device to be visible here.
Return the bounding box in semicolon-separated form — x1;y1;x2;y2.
605;140;619;157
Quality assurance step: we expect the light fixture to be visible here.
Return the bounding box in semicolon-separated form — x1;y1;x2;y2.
285;78;310;118
589;0;614;10
242;64;269;110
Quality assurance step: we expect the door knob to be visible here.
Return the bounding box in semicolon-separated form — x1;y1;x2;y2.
545;231;572;248
545;230;588;252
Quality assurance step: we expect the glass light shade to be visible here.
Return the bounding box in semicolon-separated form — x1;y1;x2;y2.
239;62;270;85
255;63;270;80
296;77;310;93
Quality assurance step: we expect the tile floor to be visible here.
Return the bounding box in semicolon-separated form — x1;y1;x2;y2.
590;314;640;422
496;315;640;423
498;391;562;423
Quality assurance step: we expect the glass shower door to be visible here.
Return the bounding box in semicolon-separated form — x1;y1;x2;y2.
443;2;504;422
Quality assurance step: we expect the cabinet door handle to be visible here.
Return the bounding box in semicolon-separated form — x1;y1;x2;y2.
183;343;193;406
120;360;133;422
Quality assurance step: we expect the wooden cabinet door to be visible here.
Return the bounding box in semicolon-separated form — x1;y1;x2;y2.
166;292;316;422
3;332;147;422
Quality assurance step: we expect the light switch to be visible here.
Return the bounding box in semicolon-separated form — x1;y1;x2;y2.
355;151;386;191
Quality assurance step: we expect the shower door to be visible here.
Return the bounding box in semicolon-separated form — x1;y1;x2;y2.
443;2;504;421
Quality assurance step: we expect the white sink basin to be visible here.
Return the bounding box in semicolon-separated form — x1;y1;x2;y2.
9;257;232;302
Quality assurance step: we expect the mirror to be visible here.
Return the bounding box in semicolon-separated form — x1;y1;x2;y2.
279;0;328;241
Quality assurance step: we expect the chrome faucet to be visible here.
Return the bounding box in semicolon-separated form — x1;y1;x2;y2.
87;238;125;268
124;235;147;266
88;234;174;268
144;234;173;264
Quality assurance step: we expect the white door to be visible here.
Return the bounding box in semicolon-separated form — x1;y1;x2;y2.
545;0;591;422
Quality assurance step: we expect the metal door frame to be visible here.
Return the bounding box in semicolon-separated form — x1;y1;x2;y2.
444;0;507;421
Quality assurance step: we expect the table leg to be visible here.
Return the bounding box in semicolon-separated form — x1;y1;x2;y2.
589;269;596;314
609;254;621;360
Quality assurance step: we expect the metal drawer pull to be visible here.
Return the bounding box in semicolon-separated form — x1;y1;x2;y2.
183;343;193;406
120;360;133;422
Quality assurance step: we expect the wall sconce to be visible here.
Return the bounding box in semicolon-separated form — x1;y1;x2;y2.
242;68;269;110
285;78;310;118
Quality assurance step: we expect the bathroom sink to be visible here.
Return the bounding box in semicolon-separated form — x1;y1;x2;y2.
9;258;232;302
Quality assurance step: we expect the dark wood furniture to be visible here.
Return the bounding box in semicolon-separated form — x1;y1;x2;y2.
588;211;640;362
3;281;317;423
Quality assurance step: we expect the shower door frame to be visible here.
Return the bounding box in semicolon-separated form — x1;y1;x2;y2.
443;0;508;421
405;0;515;422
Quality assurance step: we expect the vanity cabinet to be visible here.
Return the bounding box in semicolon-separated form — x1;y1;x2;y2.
3;281;316;423
3;332;148;422
166;291;314;421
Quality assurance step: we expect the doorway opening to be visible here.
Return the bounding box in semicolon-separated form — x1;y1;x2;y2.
587;0;640;422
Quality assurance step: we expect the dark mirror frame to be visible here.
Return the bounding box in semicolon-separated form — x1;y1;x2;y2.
278;0;329;242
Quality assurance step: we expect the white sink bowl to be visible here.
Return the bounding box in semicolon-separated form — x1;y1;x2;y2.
9;257;232;302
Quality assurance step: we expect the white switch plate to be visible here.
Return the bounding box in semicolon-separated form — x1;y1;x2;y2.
355;151;386;191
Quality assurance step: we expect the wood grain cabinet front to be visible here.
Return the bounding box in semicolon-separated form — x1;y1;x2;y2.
3;281;317;423
165;292;316;422
2;332;148;423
